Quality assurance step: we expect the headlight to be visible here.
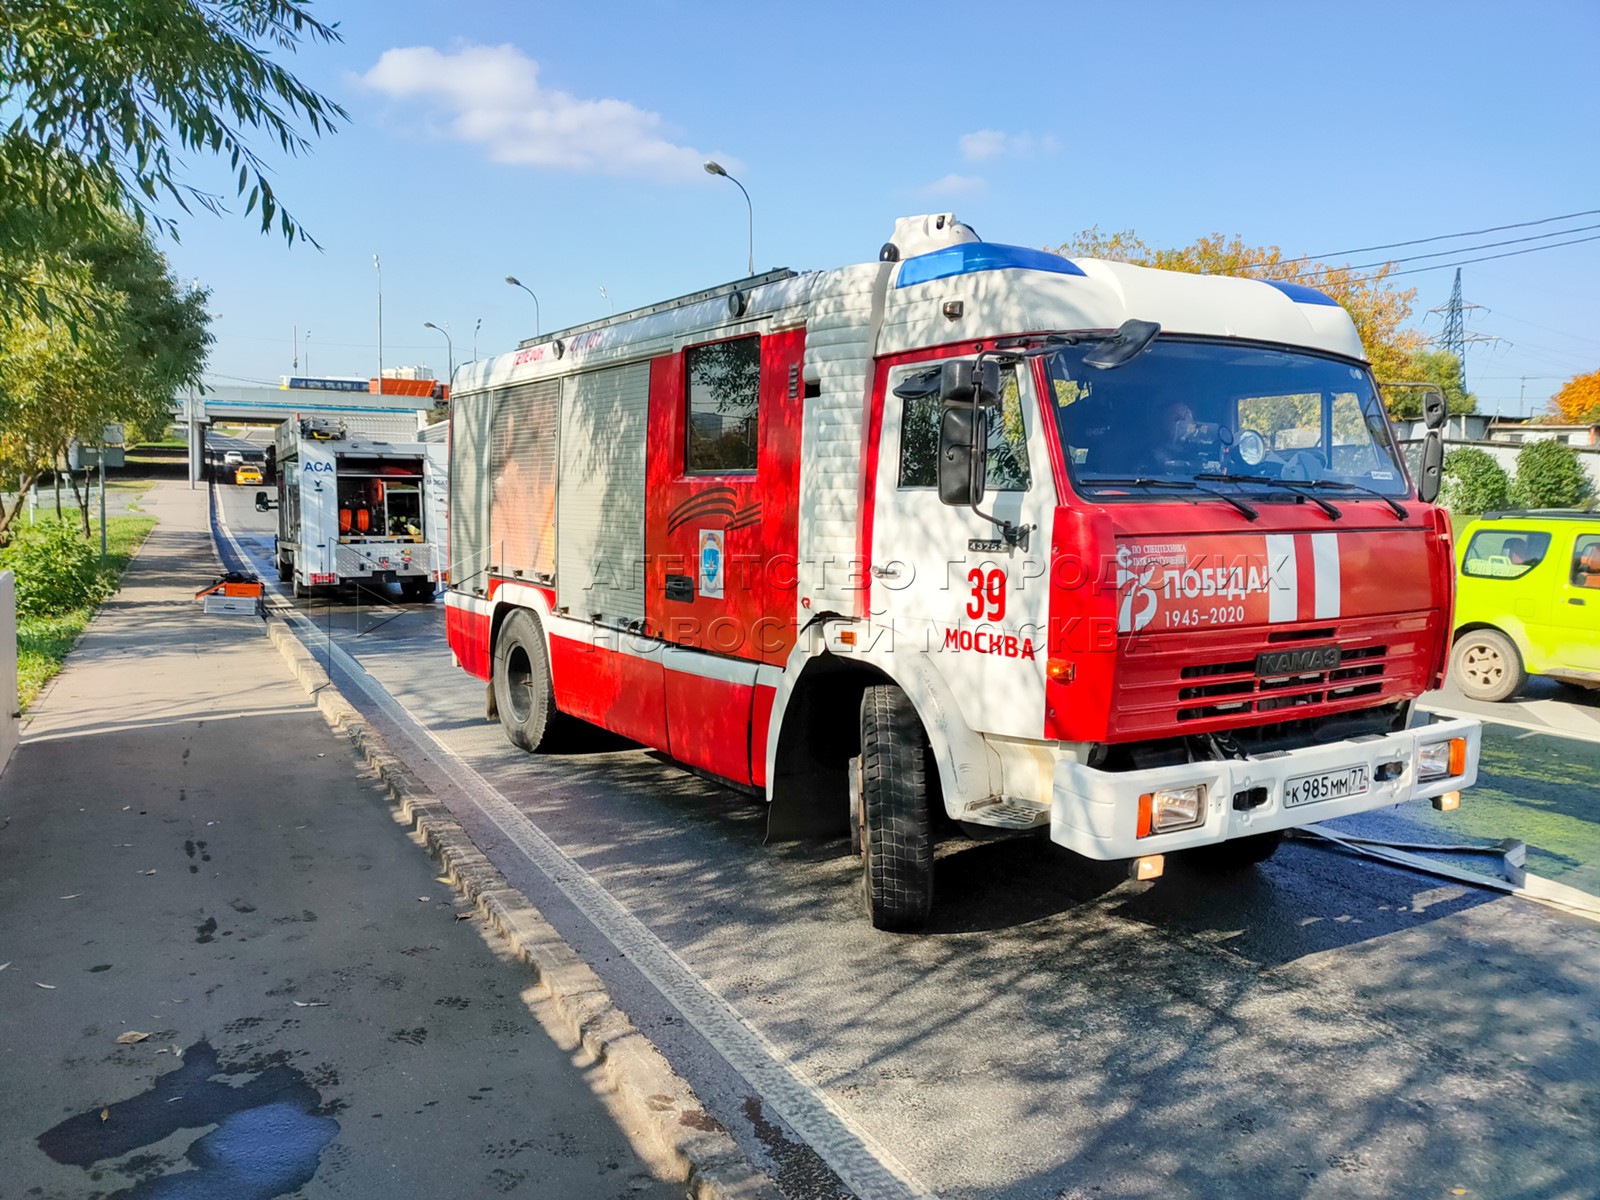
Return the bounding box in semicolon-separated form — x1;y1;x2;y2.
1138;785;1206;837
1417;738;1467;782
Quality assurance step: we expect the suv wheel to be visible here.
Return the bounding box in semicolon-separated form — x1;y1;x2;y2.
1451;629;1526;703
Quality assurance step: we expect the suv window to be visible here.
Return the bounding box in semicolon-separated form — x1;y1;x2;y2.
1462;528;1551;579
1572;534;1600;587
895;364;1031;491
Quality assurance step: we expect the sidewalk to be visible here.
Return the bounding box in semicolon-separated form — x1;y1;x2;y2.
0;482;684;1199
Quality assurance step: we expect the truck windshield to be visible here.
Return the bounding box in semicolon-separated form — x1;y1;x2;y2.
1045;339;1410;500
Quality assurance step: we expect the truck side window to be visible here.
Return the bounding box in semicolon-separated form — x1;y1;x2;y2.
686;336;761;473
896;364;1030;491
1461;529;1550;579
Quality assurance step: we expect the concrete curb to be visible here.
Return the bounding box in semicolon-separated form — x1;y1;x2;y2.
261;614;783;1200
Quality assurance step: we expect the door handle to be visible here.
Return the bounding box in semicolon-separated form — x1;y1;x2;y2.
870;564;900;579
1570;597;1586;606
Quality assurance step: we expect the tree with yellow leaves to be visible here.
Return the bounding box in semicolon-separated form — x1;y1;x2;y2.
1050;228;1453;415
1548;369;1600;425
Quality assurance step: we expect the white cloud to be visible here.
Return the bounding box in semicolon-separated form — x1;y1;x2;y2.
922;173;986;197
362;44;707;181
959;130;1056;162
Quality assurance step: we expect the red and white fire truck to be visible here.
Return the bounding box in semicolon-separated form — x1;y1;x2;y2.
445;214;1480;930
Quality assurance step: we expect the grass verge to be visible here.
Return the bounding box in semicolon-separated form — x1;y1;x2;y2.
9;515;157;711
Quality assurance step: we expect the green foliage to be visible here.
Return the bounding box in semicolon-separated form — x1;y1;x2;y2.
1;0;347;322
1510;438;1592;509
0;215;212;538
1439;447;1510;514
2;518;103;617
1382;350;1477;419
9;514;156;709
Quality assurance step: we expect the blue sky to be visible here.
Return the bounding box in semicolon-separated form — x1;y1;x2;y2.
167;0;1600;416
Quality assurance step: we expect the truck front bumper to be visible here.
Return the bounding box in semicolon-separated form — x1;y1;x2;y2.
1050;716;1482;860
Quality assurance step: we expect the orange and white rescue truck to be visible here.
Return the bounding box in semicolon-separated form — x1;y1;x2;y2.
444;214;1480;930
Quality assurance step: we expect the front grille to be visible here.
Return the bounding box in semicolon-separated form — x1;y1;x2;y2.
1108;614;1435;742
1174;643;1388;721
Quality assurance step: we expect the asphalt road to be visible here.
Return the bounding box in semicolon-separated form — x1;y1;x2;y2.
218;484;1600;1200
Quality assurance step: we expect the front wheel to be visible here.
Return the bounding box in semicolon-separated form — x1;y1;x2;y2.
858;685;935;931
1451;629;1525;702
492;610;566;752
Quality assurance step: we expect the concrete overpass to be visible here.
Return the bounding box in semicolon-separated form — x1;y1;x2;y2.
177;382;434;483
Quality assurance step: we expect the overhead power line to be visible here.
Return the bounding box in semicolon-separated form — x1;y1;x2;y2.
1282;229;1600;284
1284;207;1600;265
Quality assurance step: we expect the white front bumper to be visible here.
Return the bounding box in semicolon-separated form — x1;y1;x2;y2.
1051;716;1482;860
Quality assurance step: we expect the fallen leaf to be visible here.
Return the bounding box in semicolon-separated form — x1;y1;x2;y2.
171;1045;183;1058
291;1000;329;1008
154;1048;171;1055
35;982;56;989
0;962;10;972
121;806;130;811
60;894;81;900
434;876;451;885
140;870;158;876
114;843;133;848
167;1095;183;1102
417;896;429;902
454;913;473;921
316;753;325;757
101;1107;109;1122
115;1031;150;1045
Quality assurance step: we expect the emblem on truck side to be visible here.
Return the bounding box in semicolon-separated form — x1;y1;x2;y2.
699;529;725;599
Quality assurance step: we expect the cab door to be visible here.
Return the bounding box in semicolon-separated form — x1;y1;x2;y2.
866;358;1057;741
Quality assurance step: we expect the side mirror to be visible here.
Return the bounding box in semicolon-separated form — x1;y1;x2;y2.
1417;432;1444;503
1421;385;1447;431
938;359;1001;407
254;491;276;512
938;405;986;507
1083;319;1161;370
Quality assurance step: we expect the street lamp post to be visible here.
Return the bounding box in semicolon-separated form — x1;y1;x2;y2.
304;329;311;377
423;321;454;381
704;160;753;277
504;276;540;336
473;317;482;363
373;253;383;382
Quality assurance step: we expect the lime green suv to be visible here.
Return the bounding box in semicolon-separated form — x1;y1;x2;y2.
1451;511;1600;701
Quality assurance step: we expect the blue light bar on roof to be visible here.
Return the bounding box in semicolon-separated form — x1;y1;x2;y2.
1262;280;1340;307
896;243;1087;288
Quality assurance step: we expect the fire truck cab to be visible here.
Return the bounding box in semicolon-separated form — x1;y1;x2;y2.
445;214;1480;930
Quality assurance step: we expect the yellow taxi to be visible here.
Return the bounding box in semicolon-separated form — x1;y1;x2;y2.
234;463;264;486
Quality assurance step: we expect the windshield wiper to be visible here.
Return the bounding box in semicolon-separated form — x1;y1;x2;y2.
1081;477;1259;521
1195;473;1342;521
1297;479;1410;520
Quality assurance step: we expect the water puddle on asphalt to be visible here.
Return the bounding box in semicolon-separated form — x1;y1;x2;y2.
36;1040;338;1199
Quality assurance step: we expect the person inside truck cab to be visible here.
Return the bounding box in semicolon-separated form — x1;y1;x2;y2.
1143;401;1204;473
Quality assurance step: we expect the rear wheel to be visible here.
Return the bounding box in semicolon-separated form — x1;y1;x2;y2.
858;685;935;931
1451;629;1525;702
492;610;566;752
1184;831;1284;873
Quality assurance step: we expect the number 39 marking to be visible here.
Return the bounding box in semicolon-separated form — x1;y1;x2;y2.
966;568;1006;621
